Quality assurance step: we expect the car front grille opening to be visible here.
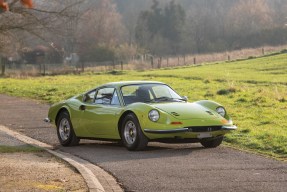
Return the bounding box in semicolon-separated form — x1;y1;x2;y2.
187;126;222;132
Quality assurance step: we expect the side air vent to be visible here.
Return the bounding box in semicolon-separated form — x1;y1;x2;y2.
206;111;214;115
171;112;180;116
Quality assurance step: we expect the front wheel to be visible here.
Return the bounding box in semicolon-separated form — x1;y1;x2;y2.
121;113;148;151
56;111;80;146
200;136;224;148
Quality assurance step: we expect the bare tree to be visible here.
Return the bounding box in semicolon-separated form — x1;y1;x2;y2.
0;0;33;11
76;0;126;61
0;0;84;58
226;0;273;35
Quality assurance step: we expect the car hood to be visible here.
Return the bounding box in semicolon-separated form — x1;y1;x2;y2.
151;102;218;120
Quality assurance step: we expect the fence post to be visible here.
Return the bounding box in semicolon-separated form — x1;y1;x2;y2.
39;64;42;75
183;55;186;65
262;48;265;55
178;57;180;66
193;57;196;65
159;57;162;68
43;63;46;76
121;61;123;71
151;57;154;68
81;62;85;73
228;55;231;61
167;58;169;67
1;57;5;76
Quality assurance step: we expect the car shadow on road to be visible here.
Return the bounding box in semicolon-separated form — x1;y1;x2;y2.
59;140;208;164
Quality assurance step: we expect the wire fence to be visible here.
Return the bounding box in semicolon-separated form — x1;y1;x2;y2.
1;45;286;77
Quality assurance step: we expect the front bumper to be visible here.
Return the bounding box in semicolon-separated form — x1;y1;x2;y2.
144;125;237;134
221;125;237;130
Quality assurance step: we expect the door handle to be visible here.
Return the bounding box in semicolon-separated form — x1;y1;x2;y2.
79;105;86;111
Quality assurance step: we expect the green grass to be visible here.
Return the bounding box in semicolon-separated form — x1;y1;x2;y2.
0;54;287;160
0;145;43;153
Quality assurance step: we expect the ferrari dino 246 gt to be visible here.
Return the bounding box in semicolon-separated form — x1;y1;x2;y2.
45;81;237;151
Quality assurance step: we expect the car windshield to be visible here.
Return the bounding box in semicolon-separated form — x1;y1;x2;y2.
121;84;184;105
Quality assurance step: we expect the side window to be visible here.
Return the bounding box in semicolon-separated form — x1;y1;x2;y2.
121;85;138;97
111;91;120;106
121;85;139;105
84;90;96;104
95;88;115;105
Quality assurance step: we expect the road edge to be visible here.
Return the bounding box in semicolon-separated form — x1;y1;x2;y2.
0;125;123;192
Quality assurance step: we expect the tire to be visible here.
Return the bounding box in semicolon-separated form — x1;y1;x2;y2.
56;111;80;146
121;113;148;151
200;136;224;148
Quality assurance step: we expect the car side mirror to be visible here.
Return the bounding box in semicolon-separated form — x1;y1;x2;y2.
82;94;87;102
182;96;188;101
83;94;91;102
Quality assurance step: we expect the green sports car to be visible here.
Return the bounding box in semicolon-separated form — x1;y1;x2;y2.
45;81;237;151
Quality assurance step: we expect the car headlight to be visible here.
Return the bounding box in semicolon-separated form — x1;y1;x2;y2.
216;107;226;117
148;110;160;122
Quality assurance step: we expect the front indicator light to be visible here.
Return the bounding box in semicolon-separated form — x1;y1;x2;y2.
171;122;183;125
221;119;228;124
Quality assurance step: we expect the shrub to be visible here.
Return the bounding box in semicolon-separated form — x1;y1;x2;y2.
203;79;211;83
239;129;251;134
81;46;115;62
217;87;237;95
204;91;214;97
107;70;125;75
236;98;247;102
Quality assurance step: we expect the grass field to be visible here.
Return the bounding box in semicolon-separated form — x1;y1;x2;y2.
0;53;286;160
0;145;43;153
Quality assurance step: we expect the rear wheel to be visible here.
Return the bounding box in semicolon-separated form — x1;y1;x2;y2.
121;113;148;151
56;111;79;146
200;136;224;148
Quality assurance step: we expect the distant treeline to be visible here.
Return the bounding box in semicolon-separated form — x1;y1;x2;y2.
1;0;287;63
116;0;287;55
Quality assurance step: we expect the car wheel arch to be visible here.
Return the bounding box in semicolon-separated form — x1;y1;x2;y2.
195;100;230;119
196;100;222;110
55;107;70;126
118;110;138;137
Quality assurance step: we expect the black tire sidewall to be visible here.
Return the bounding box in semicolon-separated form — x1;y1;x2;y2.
200;136;224;148
56;112;77;146
121;114;142;150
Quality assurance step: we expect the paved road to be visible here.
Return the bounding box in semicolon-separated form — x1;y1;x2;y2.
0;94;286;192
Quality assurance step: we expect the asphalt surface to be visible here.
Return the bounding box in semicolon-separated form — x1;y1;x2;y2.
0;127;90;192
0;94;286;192
0;128;25;146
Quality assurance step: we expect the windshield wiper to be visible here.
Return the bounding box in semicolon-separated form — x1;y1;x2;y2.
171;98;187;102
145;97;186;103
145;96;171;103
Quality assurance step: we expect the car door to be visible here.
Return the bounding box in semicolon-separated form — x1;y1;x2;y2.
79;87;123;139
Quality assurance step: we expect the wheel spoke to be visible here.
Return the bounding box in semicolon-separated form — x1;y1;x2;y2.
124;120;137;145
59;118;71;141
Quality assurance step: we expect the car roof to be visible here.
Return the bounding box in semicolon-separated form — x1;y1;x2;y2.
102;81;166;88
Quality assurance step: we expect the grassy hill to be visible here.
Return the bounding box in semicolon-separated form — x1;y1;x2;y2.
1;53;286;160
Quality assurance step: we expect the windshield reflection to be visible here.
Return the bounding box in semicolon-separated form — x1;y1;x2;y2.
121;84;184;105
